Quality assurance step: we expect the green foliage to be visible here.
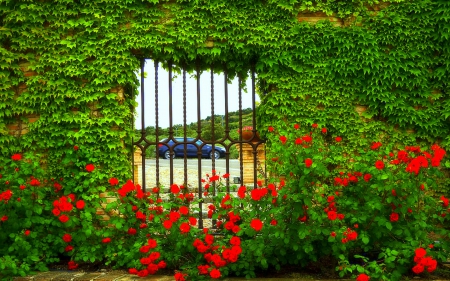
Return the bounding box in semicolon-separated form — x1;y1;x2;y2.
1;0;450;279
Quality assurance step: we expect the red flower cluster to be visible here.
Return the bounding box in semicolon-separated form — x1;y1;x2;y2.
30;178;40;186
356;273;370;281
371;142;382;150
68;260;78;270
237;186;246;199
11;153;22;161
389;145;446;175
117;180;140;197
223;212;241;233
53;195;76;223
129;239;165;277
251;187;268;201
0;189;13;202
412;248;437;274
341;228;358;244
194;231;242;278
324;196;344;221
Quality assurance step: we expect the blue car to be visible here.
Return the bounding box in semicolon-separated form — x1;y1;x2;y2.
158;137;226;159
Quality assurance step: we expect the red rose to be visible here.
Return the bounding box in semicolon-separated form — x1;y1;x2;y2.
237;186;246;199
230;236;240;246
62;233;72;243
327;211;337;221
412;264;424;274
330;232;336;237
268;126;274;132
375;160;384;170
127;228;137;235
174;272;186;281
210;269;221;279
356;273;370;281
65;245;74;252
75;200;85;209
30;179;40;186
321;128;327;134
68;261;78;270
415;248;427;258
163;220;173;230
179;206;189;215
170;184;180;194
390;212;399;222
250;218;263;231
305;158;313;168
279;135;287;144
198;264;210;275
337;213;345;220
371;142;382;150
293;124;300;129
312;123;318;128
11;154;22;161
157;260;167;269
73;145;79;151
189;217;197;226
180;222;191;234
24;230;30;236
85;164;95;172
102;237;111;243
335;136;342;142
270;219;277;226
129;268;138;274
59;215;69;223
109;178;119;186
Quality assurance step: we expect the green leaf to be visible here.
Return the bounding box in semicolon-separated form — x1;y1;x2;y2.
362;237;369;244
386;222;392;231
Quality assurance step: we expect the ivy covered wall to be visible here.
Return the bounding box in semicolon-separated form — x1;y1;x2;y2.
1;0;450;179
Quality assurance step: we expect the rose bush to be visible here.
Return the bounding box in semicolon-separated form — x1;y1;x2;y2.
0;123;449;280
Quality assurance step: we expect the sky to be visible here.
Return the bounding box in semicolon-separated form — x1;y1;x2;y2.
134;59;259;129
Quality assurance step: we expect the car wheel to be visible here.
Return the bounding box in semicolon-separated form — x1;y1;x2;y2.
210;150;220;159
164;150;174;159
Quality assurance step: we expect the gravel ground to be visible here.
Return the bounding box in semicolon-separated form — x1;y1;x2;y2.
143;167;201;191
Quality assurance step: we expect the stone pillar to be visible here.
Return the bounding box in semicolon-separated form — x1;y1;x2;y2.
237;143;265;185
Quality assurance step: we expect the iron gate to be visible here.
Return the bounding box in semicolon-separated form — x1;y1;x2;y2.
132;58;265;228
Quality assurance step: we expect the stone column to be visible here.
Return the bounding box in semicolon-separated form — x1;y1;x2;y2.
237;143;265;185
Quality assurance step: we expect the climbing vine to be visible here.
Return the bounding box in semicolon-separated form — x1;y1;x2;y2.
0;0;449;278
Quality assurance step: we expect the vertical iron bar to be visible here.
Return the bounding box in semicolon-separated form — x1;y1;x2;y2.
183;67;188;188
155;61;160;189
224;68;230;193
168;62;174;186
140;58;146;192
251;68;258;188
238;76;244;188
196;62;203;229
210;66;216;197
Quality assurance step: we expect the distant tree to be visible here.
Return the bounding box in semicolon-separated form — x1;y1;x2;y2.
201;121;225;141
